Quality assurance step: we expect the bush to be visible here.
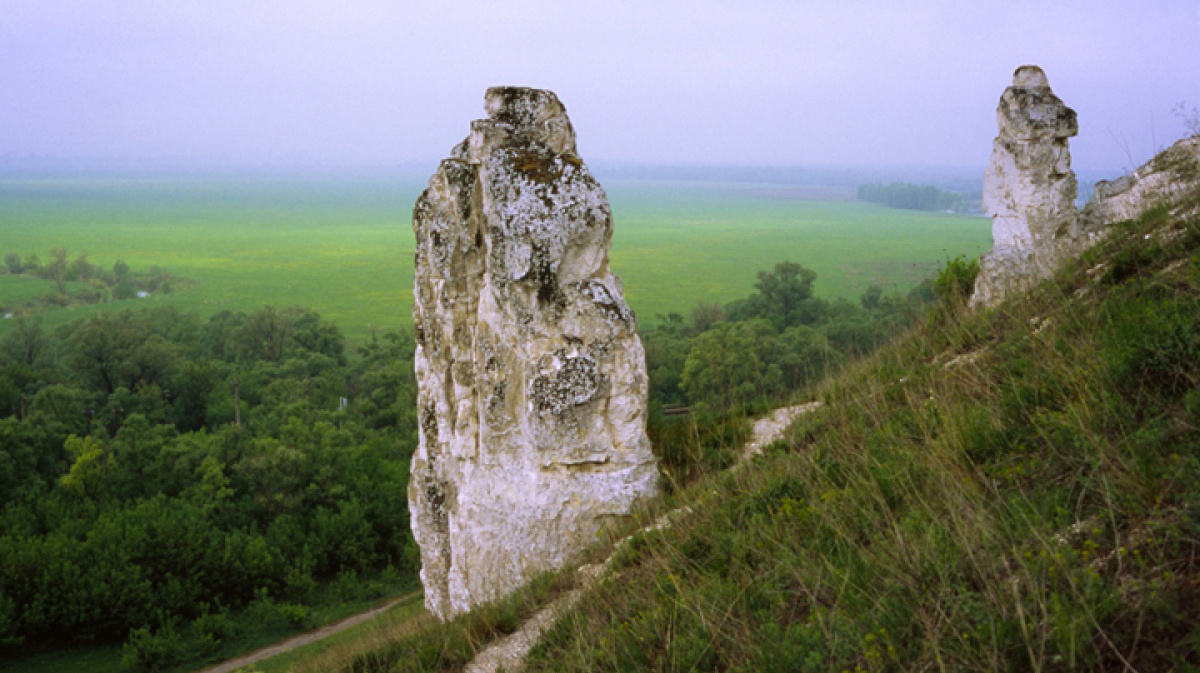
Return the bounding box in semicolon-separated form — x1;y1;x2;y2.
120;621;188;672
244;589;314;631
191;610;237;651
40;291;69;307
933;254;980;301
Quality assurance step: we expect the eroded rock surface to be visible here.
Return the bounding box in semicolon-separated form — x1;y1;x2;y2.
973;65;1085;306
1084;136;1200;225
408;87;658;620
972;65;1200;307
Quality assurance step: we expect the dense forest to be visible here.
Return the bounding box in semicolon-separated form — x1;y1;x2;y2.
0;259;943;670
856;181;967;212
0;306;419;668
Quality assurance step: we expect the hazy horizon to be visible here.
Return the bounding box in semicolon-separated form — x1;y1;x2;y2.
2;1;1197;175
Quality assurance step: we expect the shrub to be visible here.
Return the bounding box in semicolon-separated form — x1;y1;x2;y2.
191;610;237;651
120;621;188;672
933;254;980;301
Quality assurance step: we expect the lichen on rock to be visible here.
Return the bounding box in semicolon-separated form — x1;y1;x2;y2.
408;87;658;620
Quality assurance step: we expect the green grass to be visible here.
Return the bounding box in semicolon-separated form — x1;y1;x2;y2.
607;180;990;321
516;199;1200;671
2;587;421;673
0;175;990;346
331;184;1200;671
0;176;420;346
0;275;57;308
251;592;427;673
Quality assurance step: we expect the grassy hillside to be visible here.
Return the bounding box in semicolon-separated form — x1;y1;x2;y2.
326;168;1199;671
0;176;989;345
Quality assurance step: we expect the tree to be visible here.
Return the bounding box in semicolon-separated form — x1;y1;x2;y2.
45;247;69;293
689;302;725;333
729;261;826;330
860;285;884;310
776;325;842;389
60;434;108;499
0;317;46;366
3;253;20;275
113;281;137;300
236;307;295;363
857;182;964;212
643;327;691;406
681;319;783;415
67;253;93;282
65;314;137;394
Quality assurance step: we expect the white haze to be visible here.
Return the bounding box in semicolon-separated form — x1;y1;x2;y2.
0;0;1197;173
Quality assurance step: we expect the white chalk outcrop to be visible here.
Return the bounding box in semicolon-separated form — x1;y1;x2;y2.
972;66;1200;307
1084;136;1200;225
972;66;1083;306
408;87;659;620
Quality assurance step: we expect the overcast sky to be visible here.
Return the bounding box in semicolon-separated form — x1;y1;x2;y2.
1;1;1197;173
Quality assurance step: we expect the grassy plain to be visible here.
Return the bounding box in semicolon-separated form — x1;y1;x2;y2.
0;173;990;345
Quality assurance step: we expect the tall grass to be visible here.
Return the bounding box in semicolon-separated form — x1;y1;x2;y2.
305;194;1197;672
516;194;1200;671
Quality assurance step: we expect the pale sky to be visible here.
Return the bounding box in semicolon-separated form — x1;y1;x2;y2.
1;1;1197;172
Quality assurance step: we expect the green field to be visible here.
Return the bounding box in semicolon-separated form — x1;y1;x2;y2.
0;174;991;345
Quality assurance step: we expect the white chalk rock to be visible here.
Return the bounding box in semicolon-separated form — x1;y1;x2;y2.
408;87;658;620
1085;136;1200;225
973;66;1081;306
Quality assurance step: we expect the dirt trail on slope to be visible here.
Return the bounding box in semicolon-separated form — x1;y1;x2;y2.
191;590;422;673
740;402;823;460
464;402;822;673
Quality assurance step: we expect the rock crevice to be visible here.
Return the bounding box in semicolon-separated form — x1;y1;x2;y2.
408;87;658;620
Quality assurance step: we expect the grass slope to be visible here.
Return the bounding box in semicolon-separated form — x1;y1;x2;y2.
524;206;1200;671
328;176;1199;671
0;176;989;345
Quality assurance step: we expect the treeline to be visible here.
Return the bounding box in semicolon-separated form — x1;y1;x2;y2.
1;249;178;314
0;306;418;669
641;261;961;484
856;182;965;212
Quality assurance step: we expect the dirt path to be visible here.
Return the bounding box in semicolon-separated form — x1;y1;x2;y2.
191;590;422;673
740;402;823;460
464;401;822;673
